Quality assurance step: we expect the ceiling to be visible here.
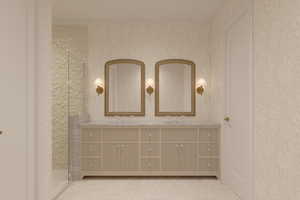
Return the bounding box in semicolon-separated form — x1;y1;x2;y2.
52;0;224;23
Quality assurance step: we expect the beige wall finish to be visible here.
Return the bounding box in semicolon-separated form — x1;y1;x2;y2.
254;0;300;199
87;21;212;122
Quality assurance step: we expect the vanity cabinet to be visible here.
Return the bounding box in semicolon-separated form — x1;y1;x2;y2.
80;125;220;178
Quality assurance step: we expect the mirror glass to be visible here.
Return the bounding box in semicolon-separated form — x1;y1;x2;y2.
155;59;195;116
105;59;145;116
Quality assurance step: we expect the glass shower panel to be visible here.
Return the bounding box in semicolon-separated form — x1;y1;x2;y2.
51;40;70;197
51;26;88;198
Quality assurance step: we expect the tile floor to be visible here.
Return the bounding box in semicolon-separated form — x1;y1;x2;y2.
57;178;240;200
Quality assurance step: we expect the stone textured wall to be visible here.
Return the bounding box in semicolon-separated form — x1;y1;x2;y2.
254;0;300;199
52;26;88;170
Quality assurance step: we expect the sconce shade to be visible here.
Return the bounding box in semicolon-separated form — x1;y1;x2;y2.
196;78;207;95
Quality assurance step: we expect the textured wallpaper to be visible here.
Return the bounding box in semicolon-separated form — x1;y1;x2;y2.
254;0;300;199
52;26;88;169
87;21;213;123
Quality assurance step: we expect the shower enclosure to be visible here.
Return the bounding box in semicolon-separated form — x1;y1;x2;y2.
51;26;88;198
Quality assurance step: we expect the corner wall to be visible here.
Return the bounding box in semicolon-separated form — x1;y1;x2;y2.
210;0;300;199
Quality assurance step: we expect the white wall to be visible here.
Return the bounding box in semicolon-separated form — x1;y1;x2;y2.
209;0;251;188
0;0;29;199
209;0;250;122
87;21;212;122
254;0;300;199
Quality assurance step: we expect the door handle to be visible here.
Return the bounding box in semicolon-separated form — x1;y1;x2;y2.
224;117;230;122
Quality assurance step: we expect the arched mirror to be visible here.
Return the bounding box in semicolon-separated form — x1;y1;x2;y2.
155;59;196;116
105;59;145;116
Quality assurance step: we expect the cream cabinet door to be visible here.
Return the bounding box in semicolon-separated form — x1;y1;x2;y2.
103;143;139;170
162;143;197;170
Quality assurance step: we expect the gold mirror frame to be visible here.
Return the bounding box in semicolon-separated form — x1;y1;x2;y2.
105;59;145;116
155;59;196;116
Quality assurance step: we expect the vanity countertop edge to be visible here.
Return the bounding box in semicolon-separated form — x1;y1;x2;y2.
80;123;221;129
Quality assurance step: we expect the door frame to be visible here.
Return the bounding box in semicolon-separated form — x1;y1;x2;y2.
31;0;256;200
27;0;52;199
27;0;37;199
223;5;254;200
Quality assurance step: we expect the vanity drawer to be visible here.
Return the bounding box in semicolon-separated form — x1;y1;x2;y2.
141;143;160;157
81;143;101;157
162;128;197;142
102;128;139;142
81;158;101;171
199;143;218;157
198;129;218;142
198;158;218;171
141;128;160;142
141;158;160;171
81;129;101;142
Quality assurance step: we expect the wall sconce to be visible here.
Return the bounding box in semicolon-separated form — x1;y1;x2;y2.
94;78;104;95
196;78;207;95
146;78;154;95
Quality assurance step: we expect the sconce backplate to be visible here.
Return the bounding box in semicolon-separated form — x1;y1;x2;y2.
197;86;204;95
146;86;154;95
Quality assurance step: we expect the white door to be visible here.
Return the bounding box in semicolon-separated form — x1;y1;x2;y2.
0;0;29;199
224;12;253;200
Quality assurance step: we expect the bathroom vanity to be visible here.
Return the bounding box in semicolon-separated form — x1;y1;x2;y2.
80;124;220;178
